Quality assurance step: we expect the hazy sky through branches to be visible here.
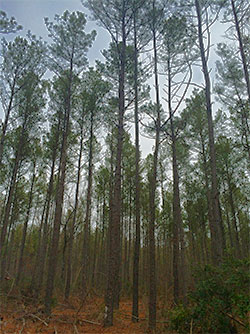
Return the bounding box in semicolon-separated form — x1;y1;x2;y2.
1;0;227;157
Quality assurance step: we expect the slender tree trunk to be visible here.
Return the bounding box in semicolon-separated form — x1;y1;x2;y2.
44;64;73;315
104;8;126;327
226;171;241;258
231;0;250;101
167;58;180;303
240;106;250;160
200;139;215;261
200;214;209;264
0;129;25;278
91;222;99;287
6;228;15;274
65;129;84;299
0;79;16;164
82;111;94;298
148;2;160;329
1;190;19;280
195;0;224;264
61;223;68;283
132;8;141;323
30;196;46;288
16;162;36;284
33;126;59;296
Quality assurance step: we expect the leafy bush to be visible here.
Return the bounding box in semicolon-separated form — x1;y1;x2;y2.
170;257;250;333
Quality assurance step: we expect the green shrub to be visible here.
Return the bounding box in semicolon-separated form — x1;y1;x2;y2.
170;257;250;333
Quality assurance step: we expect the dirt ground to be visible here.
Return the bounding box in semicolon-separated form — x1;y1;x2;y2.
0;296;157;334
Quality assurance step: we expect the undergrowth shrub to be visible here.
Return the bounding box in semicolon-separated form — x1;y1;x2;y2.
170;257;250;334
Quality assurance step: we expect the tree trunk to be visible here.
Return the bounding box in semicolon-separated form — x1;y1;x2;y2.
33;126;59;296
104;7;126;327
195;0;224;264
65;129;84;299
82;111;94;299
44;64;73;315
0;79;16;164
0;128;25;279
226;171;241;258
132;8;141;323
148;1;160;329
16;162;36;284
1;189;19;280
91;221;99;287
231;0;250;101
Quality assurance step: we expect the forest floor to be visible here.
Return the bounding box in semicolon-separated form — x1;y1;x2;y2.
0;294;170;334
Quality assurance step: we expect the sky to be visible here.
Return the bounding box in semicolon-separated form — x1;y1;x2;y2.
1;0;110;64
1;0;156;157
1;0;229;158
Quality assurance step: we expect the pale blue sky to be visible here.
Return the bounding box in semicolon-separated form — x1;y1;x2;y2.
1;1;229;157
1;0;110;64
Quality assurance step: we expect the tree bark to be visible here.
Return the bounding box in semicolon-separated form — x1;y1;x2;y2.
0;127;25;279
0;79;16;164
231;0;250;102
82;110;94;298
33;123;59;296
44;64;73;315
226;169;241;258
65;128;84;299
104;4;126;327
195;0;224;264
148;1;160;329
16;162;36;284
132;8;141;323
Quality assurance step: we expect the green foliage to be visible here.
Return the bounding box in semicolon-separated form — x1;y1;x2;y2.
0;10;22;33
170;257;250;333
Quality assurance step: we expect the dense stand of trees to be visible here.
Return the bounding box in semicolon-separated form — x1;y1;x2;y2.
0;1;249;333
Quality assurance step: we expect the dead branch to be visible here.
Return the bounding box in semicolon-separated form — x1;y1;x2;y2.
18;318;25;334
78;318;101;326
28;313;49;326
190;318;193;334
73;323;79;334
222;311;248;328
56;316;101;326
